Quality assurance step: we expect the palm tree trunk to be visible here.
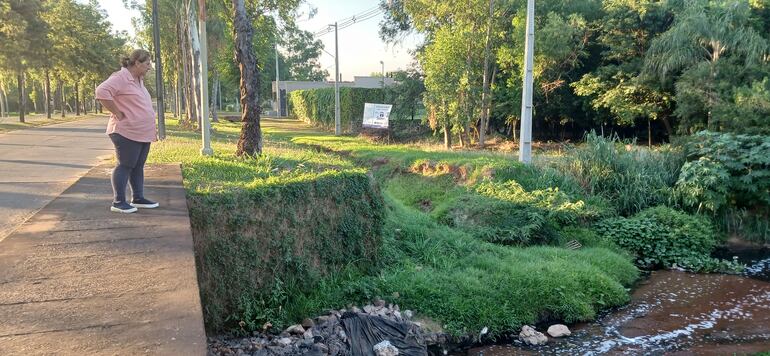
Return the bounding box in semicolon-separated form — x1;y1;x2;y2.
232;0;263;157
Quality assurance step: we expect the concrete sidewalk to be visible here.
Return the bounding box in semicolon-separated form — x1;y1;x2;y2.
0;116;114;242
0;164;206;355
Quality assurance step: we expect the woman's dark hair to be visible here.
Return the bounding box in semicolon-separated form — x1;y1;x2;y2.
121;49;151;68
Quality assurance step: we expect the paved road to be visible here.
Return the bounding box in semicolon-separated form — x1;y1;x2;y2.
0;164;206;355
0;116;113;241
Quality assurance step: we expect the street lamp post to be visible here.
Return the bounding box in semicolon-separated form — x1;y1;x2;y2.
379;60;384;88
518;0;534;164
334;22;341;135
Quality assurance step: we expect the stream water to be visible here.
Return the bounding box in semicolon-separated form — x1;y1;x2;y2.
460;248;770;355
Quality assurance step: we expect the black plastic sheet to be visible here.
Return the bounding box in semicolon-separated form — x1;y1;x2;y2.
341;312;428;356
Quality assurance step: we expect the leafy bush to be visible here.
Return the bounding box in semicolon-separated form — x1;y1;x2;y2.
674;131;770;242
554;132;683;216
595;206;729;271
288;87;383;132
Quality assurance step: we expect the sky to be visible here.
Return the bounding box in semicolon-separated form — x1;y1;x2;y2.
93;0;421;81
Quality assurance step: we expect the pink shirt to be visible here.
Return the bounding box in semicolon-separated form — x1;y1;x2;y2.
95;67;157;142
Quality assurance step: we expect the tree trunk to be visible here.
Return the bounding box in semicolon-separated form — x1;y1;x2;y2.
232;0;263;157
32;83;38;114
75;80;80;116
211;70;219;122
45;70;52;119
92;81;97;114
0;86;5;118
443;124;451;149
648;118;652;148
17;72;25;123
178;10;196;128
187;0;203;128
60;80;66;118
3;85;8;118
0;82;7;117
479;0;495;148
486;66;497;134
660;116;673;137
460;122;471;147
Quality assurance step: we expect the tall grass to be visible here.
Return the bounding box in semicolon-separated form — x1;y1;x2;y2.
551;132;683;216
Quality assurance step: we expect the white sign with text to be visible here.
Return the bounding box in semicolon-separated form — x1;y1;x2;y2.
362;103;392;129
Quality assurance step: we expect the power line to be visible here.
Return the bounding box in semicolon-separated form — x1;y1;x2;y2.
313;6;383;37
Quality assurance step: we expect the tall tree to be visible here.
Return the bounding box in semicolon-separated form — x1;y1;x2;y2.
281;25;328;81
232;0;262;156
644;0;769;132
572;0;674;142
0;0;46;122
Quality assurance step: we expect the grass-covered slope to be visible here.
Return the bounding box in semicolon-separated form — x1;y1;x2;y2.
149;117;639;337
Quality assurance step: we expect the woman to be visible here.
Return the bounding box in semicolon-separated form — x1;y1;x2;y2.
95;49;159;213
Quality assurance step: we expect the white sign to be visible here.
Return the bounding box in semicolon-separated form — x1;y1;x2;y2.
362;103;392;129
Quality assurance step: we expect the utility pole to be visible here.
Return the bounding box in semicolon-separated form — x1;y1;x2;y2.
198;0;213;156
334;22;341;135
275;42;281;117
518;0;534;164
152;0;165;140
275;40;281;117
380;60;385;88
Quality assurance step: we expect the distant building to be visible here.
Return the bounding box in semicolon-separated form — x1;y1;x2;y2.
270;76;395;117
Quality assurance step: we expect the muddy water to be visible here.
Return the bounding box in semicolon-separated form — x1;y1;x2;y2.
462;254;770;355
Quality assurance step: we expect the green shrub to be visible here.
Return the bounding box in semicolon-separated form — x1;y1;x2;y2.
288;87;384;132
189;171;385;333
595;206;728;271
554;132;683;216
674;131;770;242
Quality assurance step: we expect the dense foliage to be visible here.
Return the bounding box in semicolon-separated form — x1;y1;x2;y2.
595;206;732;272
380;0;770;144
0;0;126;119
674;131;770;240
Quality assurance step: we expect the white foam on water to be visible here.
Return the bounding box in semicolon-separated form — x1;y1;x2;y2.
745;257;770;276
579;288;770;355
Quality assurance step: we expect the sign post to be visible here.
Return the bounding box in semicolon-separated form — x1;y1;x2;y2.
362;103;393;143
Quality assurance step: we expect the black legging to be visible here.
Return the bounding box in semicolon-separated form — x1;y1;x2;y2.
109;133;151;203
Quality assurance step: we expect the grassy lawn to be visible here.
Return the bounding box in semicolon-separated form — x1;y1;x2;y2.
150;116;639;336
0;113;106;133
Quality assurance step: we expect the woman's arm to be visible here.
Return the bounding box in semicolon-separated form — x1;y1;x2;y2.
98;99;126;120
